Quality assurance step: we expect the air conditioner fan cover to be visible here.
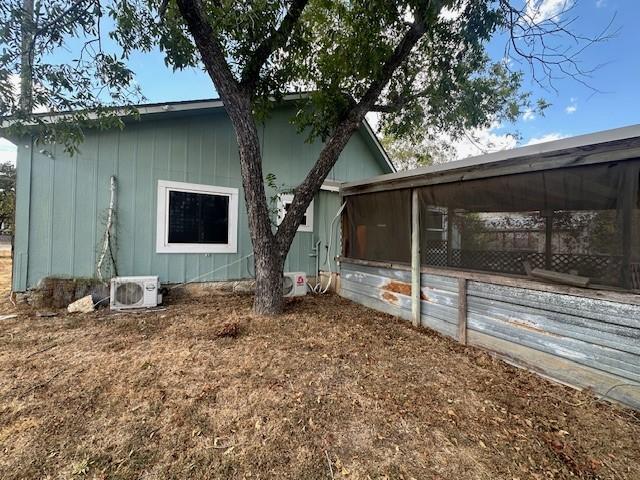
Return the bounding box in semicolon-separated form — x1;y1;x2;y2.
283;276;294;295
115;282;144;305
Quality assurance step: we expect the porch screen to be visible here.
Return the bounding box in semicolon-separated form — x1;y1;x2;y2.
418;159;640;290
343;189;411;263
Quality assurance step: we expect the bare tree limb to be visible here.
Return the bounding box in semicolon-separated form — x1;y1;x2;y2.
499;0;616;93
240;0;310;93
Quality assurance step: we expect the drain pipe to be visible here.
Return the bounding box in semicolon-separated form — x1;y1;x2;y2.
313;239;322;288
311;202;346;294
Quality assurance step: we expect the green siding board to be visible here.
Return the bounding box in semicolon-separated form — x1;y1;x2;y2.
12;137;32;291
28;149;54;285
51;144;74;276
15;107;388;290
316;190;342;271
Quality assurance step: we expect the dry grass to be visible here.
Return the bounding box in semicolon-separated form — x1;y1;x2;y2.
0;256;639;479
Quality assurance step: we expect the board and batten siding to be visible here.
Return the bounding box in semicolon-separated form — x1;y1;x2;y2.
340;259;640;409
12;107;387;291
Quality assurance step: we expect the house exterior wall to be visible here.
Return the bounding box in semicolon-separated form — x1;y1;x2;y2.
12;107;388;290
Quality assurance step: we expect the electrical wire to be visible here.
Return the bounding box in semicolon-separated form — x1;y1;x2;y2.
169;253;255;290
310;202;346;294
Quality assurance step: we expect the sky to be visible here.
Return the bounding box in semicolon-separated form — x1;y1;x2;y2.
1;0;639;164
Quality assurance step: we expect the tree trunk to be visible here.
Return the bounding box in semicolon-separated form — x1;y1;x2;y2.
253;247;285;314
175;0;428;315
225;98;287;314
19;0;34;114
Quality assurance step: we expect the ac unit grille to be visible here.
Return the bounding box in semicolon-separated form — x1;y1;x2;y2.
283;276;294;295
115;282;144;305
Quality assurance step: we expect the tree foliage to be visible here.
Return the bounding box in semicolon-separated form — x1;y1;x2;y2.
1;1;607;146
0;0;141;151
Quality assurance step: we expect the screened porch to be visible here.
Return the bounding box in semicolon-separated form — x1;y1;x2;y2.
343;159;640;292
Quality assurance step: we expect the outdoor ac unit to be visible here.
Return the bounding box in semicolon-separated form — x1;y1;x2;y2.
110;276;161;310
283;272;307;297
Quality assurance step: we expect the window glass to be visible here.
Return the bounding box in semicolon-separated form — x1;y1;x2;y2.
277;194;313;232
168;190;229;244
156;180;238;254
283;200;307;225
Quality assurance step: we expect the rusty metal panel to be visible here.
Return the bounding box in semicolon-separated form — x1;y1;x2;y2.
469;330;640;410
467;280;640;383
468;282;640;329
341;263;458;338
469;295;640;355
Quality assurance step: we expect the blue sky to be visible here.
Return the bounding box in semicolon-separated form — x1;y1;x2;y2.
501;0;640;144
1;0;639;163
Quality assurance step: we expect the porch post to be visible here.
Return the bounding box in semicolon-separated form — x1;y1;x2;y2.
411;189;421;327
621;163;638;289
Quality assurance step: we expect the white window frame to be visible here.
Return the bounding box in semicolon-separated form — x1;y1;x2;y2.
156;180;239;254
277;193;314;233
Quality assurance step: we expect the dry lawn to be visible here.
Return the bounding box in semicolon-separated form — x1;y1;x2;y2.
0;256;639;479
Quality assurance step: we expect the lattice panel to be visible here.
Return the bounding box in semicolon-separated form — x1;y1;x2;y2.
550;254;622;285
456;250;545;275
423;240;448;266
420;246;626;287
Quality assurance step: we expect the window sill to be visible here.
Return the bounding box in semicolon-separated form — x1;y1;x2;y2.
156;243;237;254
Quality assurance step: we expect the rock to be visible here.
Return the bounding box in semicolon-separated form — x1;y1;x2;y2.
233;280;256;294
67;295;95;314
36;311;58;318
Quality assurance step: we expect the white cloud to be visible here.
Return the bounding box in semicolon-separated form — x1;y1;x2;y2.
0;138;17;165
565;97;578;114
523;108;536;121
448;124;518;159
525;132;568;145
596;0;606;7
526;0;574;23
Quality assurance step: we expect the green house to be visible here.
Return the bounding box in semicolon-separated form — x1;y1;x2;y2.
9;98;393;291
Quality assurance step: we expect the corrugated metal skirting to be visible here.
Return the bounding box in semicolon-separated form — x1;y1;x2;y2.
340;260;640;409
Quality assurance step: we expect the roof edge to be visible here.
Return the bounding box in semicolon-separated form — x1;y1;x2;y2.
341;124;640;193
359;119;395;174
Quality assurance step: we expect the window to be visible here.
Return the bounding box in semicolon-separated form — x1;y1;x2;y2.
277;193;314;232
156;180;238;253
424;208;446;242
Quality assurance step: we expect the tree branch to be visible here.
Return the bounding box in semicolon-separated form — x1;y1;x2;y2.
239;0;309;93
275;12;429;253
177;0;277;252
176;0;241;98
370;104;400;113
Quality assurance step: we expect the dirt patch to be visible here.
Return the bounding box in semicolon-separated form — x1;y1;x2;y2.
0;256;639;479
